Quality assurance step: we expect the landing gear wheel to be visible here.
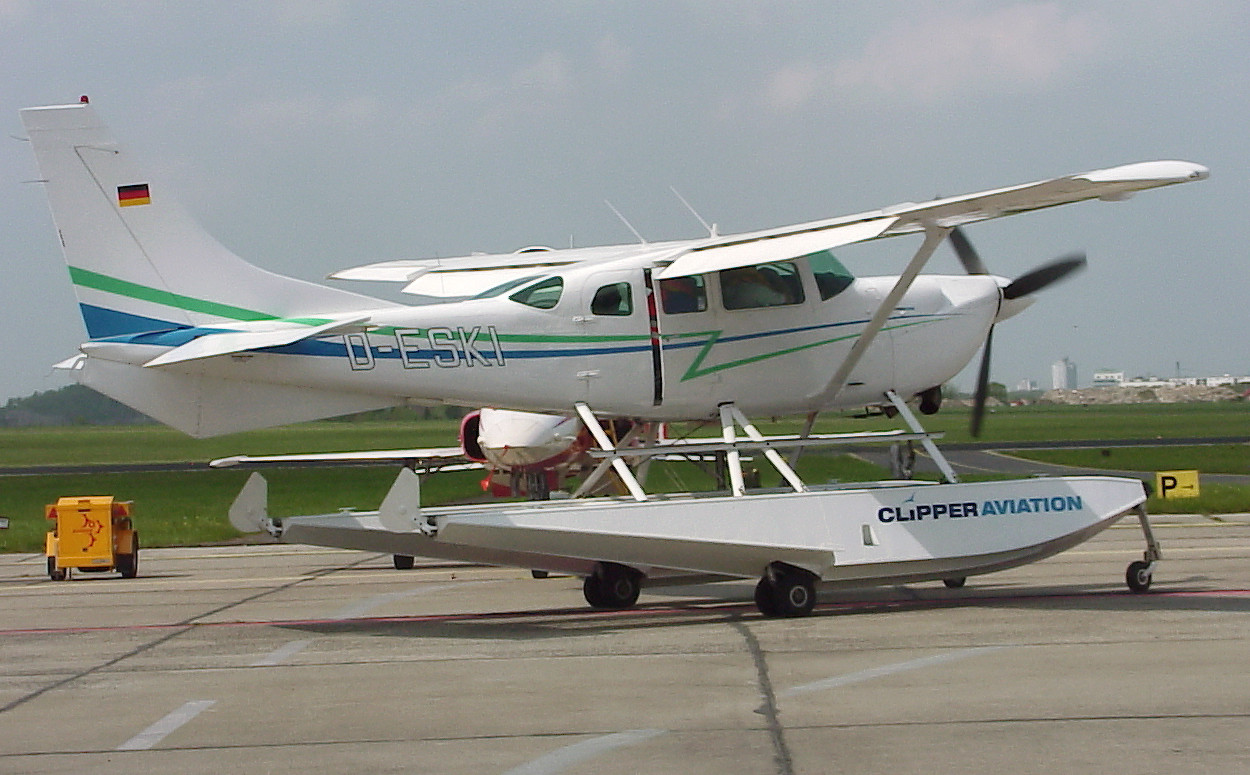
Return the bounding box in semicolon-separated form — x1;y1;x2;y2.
755;566;817;617
773;569;816;617
47;557;67;581
116;533;139;579
754;578;781;617
531;570;549;579
392;554;415;570
943;576;966;589
583;562;642;609
1126;560;1153;593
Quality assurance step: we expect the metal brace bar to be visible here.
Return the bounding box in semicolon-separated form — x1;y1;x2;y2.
884;390;959;484
727;404;807;493
574;402;647;501
1134;503;1162;566
719;404;747;497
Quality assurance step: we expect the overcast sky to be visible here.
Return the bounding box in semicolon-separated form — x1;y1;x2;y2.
2;1;1245;404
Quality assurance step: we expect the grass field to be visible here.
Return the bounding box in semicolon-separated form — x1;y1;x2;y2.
2;402;1246;554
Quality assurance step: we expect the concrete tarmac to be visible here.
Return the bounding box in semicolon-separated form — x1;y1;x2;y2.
2;514;1248;774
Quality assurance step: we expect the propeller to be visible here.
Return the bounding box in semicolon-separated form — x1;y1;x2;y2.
951;227;1087;437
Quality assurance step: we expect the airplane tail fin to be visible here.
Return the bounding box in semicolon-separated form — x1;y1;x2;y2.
20;100;387;340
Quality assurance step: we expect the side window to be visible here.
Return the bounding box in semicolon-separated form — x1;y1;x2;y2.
659;275;707;314
720;261;805;310
591;282;633;316
509;276;564;309
809;251;855;300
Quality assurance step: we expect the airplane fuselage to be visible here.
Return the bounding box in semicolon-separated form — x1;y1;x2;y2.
84;253;1001;420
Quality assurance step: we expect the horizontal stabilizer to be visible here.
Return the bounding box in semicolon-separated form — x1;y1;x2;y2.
209;447;470;469
144;316;369;367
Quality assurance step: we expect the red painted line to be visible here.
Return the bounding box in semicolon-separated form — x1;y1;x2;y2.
3;589;1247;638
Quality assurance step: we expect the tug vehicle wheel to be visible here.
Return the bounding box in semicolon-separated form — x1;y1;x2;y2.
583;562;642;609
1126;560;1153;593
943;577;967;588
392;554;415;570
116;534;139;579
47;557;67;581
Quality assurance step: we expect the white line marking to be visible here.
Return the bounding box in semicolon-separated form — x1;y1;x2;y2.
503;729;667;775
780;646;1006;698
251;639;312;666
330;581;491;620
117;699;216;750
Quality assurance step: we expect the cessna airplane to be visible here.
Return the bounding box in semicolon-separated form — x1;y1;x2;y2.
21;99;1206;614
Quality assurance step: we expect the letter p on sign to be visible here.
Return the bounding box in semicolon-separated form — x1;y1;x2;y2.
1156;470;1200;499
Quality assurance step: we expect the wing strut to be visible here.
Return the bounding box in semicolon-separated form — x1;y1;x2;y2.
816;223;952;405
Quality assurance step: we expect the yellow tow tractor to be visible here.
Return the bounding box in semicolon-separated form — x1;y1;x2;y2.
45;496;139;581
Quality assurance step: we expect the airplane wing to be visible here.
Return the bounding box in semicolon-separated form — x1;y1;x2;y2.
657;160;1207;278
209;446;477;470
331;243;686;297
325;160;1206;286
142;315;370;367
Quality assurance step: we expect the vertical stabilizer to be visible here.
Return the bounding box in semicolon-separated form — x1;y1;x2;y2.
20;101;393;339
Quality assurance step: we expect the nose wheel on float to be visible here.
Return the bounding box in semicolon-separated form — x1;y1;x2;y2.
1126;503;1162;593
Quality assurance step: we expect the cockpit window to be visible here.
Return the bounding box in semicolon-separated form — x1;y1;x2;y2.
808;251;855;300
471;274;542;299
659;275;707;314
720;261;805;310
509;276;564;309
591;282;632;316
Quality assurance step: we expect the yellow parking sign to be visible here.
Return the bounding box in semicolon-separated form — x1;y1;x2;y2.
1156;470;1200;499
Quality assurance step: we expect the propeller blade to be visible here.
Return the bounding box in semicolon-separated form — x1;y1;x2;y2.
949;226;989;275
1003;253;1086;299
970;326;994;438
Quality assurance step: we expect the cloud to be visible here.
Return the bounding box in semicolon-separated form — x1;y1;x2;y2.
230;94;383;136
267;0;350;28
765;2;1107;111
0;0;29;27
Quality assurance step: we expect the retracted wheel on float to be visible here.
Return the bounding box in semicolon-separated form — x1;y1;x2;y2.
943;576;967;588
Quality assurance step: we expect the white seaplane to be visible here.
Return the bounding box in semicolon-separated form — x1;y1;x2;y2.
20;98;1206;615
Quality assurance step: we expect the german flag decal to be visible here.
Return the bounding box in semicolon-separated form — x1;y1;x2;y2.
117;183;151;207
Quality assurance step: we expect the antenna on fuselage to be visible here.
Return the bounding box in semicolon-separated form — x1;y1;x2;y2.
670;186;717;237
605;200;647;245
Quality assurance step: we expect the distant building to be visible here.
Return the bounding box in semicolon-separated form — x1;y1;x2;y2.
1015;379;1039;392
1051;358;1077;390
1092;370;1124;387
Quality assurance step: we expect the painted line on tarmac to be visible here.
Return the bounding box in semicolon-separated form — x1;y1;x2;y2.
251;638;313;666
329;582;476;620
780;646;1006;698
502;728;667;775
117;699;216;751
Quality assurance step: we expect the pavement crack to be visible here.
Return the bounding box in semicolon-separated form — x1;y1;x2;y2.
0;553;381;715
732;618;794;775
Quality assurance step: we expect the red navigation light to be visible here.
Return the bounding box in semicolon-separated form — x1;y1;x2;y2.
80;95;89;104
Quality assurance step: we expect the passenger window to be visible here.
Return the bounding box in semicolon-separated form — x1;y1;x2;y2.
659;275;708;314
509;276;564;309
720;261;805;310
591;282;632;316
808;251;855;300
